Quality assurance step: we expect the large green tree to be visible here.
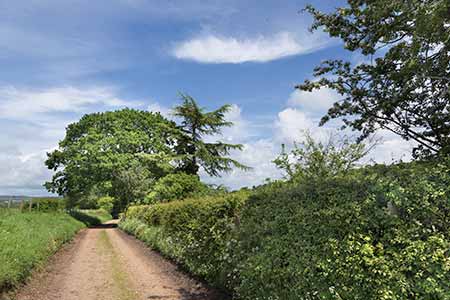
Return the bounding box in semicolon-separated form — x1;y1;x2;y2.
173;94;249;176
298;0;450;157
45;109;178;202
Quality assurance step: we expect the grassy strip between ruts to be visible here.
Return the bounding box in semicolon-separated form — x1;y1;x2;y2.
97;230;135;300
0;209;85;293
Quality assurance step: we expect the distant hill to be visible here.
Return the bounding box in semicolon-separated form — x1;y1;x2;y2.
0;195;62;203
0;195;30;201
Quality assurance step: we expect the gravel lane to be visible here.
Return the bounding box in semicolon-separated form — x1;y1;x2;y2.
11;222;227;300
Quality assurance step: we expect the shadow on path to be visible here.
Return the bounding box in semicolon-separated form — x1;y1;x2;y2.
90;223;118;229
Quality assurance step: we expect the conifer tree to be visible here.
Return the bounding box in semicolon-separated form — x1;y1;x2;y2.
173;94;250;176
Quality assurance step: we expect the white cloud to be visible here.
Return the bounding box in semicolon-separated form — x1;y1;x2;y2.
0;149;53;196
274;107;414;164
288;88;341;114
203;105;282;189
147;102;171;118
0;114;81;196
274;108;332;143
202;139;282;189
173;31;328;64
0;86;141;119
365;129;414;164
217;104;254;143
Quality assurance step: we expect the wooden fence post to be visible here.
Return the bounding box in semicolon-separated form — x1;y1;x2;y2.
37;199;40;211
8;197;12;209
20;198;24;212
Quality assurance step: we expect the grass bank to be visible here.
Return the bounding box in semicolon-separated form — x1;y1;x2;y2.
81;209;113;223
69;209;112;227
0;209;85;292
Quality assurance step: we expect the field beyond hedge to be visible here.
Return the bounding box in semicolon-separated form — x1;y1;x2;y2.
69;209;113;227
0;209;85;292
120;161;450;299
80;209;113;223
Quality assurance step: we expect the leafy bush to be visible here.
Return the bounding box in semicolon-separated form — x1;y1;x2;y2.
121;158;450;299
22;197;66;212
273;131;373;181
234;161;450;299
119;218;173;261
111;162;154;214
121;190;249;287
33;197;66;211
0;210;84;292
144;173;209;204
97;196;115;214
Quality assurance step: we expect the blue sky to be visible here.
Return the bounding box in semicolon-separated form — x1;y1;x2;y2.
0;0;414;195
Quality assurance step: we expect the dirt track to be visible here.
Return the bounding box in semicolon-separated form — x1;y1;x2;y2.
11;221;227;300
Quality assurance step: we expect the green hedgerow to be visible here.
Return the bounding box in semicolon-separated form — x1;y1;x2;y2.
121;190;250;288
234;161;450;300
121;160;450;299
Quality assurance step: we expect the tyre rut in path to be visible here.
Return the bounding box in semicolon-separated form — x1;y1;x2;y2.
12;222;228;300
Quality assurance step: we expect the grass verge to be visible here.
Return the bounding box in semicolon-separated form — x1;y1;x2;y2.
0;209;85;292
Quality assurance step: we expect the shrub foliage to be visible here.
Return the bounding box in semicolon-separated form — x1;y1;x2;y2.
121;160;450;299
144;173;209;204
234;161;450;299
120;191;249;288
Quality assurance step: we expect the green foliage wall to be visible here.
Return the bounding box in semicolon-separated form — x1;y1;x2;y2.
96;196;115;213
121;191;249;288
121;161;450;299
68;209;112;227
234;161;450;299
144;173;209;204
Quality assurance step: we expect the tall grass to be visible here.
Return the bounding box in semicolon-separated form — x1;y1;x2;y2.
0;209;85;292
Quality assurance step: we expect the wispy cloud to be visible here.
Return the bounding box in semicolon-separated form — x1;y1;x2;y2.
172;31;329;64
0;86;141;119
118;0;238;19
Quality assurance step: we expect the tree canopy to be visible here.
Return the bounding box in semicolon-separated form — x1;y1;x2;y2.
45;98;249;211
298;0;450;157
45;109;178;200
